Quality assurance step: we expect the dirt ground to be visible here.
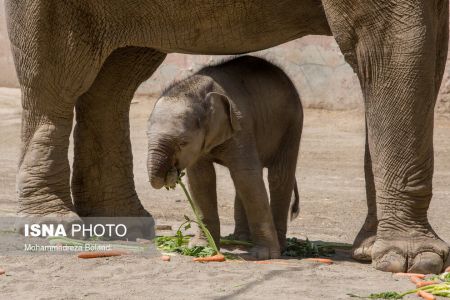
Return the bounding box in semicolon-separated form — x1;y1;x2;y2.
0;87;449;299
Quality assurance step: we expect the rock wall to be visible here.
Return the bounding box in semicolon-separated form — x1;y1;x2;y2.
137;37;363;110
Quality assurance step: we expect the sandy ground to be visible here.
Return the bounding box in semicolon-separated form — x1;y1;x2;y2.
0;87;449;299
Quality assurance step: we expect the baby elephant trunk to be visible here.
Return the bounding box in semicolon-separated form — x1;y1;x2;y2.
147;139;176;189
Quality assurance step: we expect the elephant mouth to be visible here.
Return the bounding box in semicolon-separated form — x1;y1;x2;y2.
150;166;181;190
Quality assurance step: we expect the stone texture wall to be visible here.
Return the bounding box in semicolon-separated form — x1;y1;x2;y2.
136;37;363;110
0;1;449;111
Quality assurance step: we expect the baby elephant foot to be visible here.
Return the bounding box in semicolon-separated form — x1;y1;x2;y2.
250;245;280;260
249;223;280;260
372;229;449;274
352;217;377;262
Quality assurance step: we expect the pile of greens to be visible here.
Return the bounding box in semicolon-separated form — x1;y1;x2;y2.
349;272;450;299
155;215;217;258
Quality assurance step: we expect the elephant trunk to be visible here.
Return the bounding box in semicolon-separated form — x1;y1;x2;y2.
147;137;176;189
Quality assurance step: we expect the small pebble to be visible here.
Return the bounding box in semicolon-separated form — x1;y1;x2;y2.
445;266;450;273
161;255;171;262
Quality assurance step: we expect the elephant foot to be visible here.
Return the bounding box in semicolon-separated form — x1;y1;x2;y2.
372;228;449;274
250;245;280;260
16;211;84;238
352;216;377;262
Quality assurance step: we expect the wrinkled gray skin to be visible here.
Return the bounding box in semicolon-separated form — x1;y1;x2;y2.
5;0;450;270
147;56;302;259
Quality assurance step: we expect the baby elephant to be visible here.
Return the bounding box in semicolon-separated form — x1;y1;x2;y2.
147;56;303;259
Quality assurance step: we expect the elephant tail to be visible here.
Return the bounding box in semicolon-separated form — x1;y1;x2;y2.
290;180;300;221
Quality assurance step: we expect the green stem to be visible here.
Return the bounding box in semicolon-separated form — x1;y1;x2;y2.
178;179;220;254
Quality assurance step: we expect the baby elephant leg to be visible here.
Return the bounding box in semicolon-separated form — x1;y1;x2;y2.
231;168;280;259
233;194;251;241
186;159;220;247
268;129;301;250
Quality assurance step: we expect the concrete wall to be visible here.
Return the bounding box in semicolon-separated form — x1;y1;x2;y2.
1;2;449;111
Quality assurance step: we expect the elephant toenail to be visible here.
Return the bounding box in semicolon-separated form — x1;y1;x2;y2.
374;252;406;273
409;252;443;274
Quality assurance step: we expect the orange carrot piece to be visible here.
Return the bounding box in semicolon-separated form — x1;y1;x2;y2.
193;254;225;262
77;250;125;259
304;258;334;264
393;272;426;279
417;290;436;300
416;280;438;288
0;268;5;275
410;276;422;284
161;255;171;262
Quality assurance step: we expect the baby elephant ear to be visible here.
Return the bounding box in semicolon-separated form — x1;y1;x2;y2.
204;92;242;152
206;92;242;131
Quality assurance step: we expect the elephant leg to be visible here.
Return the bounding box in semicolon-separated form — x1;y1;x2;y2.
352;124;378;261
72;47;165;225
230;164;280;259
268;131;301;251
186;159;220;247
232;194;251;241
5;1;108;231
323;0;449;273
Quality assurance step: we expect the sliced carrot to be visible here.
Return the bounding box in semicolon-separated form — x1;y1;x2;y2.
161;255;171;262
0;268;5;275
410;276;422;284
416;280;438;288
417;290;436;300
193;254;225;262
304;258;334;264
77;250;126;259
393;272;426;279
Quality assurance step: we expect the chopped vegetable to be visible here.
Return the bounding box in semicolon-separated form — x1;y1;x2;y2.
350;273;450;299
417;290;436;300
78;250;125;259
304;258;334;264
416;281;439;288
394;273;426;279
410;276;423;284
193;254;225;262
161;255;171;262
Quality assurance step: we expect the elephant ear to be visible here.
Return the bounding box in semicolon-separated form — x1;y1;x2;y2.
204;92;242;152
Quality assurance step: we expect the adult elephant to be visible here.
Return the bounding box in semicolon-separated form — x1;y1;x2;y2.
5;0;449;272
